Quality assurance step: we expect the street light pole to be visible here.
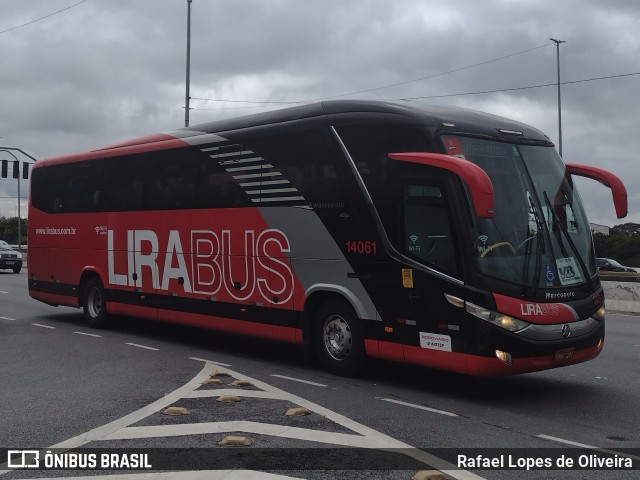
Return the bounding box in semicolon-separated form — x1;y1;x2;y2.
550;38;566;157
185;0;192;127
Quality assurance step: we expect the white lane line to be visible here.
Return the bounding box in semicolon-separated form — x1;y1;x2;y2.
270;374;327;387
379;398;458;417
188;356;232;367
537;434;640;462
0;316;16;321
32;323;56;329
74;331;102;338
125;342;159;351
0;290;9;294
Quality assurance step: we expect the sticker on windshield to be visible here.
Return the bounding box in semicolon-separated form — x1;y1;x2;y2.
545;265;556;282
555;257;583;286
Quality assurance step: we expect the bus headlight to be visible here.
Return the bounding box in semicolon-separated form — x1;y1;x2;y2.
465;301;530;332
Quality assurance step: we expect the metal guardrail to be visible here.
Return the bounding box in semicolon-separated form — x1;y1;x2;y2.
599;271;640;283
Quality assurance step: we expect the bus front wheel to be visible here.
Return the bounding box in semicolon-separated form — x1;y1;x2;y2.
313;300;365;376
82;277;109;329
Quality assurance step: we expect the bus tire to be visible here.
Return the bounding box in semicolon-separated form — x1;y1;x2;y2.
82;277;109;329
313;300;365;376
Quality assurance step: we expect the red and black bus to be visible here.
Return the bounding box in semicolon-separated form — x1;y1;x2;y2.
28;100;628;376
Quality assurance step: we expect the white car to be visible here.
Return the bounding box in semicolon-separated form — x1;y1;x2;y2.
0;240;23;273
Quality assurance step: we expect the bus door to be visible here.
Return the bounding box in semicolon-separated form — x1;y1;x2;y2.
374;175;465;365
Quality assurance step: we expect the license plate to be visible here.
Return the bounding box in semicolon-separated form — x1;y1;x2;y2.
5;261;15;265
554;348;575;361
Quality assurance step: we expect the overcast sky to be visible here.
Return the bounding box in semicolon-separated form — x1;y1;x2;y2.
1;0;638;227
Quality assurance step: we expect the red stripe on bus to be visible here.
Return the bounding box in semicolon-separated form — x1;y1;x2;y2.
35;135;190;167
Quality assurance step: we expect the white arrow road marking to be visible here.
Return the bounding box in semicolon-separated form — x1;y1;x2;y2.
188;356;232;366
0;361;486;480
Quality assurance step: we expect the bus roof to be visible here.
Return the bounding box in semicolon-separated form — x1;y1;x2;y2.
37;100;553;167
187;100;553;144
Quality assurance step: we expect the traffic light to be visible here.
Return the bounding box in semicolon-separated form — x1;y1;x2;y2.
0;160;29;179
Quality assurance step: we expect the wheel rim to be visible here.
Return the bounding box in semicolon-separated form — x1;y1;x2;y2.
87;287;102;318
323;315;352;361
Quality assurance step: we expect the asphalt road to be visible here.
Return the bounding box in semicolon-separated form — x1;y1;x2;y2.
1;269;639;480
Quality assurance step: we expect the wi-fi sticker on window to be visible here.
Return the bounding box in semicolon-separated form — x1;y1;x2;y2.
409;235;419;244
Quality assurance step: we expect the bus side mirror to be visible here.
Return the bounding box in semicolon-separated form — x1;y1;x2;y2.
565;163;628;218
389;152;495;219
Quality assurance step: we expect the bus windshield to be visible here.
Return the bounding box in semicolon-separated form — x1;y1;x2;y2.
442;135;596;288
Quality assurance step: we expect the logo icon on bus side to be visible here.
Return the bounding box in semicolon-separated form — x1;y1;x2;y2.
561;324;571;338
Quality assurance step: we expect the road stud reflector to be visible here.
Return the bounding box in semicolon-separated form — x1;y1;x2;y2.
162;406;190;416
218;436;251;446
217;395;241;403
230;379;253;387
202;378;222;385
412;471;446;480
285;406;312;416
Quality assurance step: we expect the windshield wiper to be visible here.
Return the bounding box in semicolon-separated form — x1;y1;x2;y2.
542;191;594;291
526;193;544;294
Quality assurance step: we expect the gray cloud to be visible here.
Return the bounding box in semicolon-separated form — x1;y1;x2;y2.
1;0;639;225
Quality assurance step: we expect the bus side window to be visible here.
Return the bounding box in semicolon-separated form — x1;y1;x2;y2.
257;128;353;218
102;157;145;211
72;162;103;212
403;184;458;274
31;165;70;214
153;157;197;210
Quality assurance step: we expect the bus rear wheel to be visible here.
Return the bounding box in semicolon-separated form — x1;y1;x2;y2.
82;277;109;328
313;300;365;376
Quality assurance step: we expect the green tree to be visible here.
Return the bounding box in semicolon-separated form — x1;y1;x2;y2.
610;222;640;237
0;217;27;245
593;226;640;267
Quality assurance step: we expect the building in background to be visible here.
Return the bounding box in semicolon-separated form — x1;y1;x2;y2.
590;223;610;235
